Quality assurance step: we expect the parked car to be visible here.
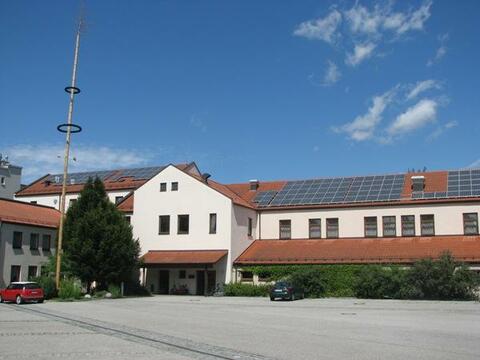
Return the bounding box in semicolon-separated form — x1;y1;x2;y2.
0;282;45;304
270;280;304;301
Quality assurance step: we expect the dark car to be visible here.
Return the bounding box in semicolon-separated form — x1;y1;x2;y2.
270;280;304;301
0;282;45;304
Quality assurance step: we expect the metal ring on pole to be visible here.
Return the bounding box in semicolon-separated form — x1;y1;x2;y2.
57;123;82;133
64;86;81;94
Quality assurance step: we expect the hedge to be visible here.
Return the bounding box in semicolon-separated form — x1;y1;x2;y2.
240;252;480;300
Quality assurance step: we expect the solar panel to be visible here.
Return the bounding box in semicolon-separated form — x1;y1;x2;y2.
109;166;165;181
46;170;116;185
259;173;405;207
443;169;479;199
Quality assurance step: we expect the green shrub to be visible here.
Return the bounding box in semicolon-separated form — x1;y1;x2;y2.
290;268;326;298
108;284;122;298
224;283;271;297
32;276;57;299
354;265;404;299
58;278;82;300
93;290;108;298
399;252;480;300
124;280;151;297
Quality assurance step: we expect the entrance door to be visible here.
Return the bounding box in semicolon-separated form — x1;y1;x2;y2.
207;271;216;294
158;270;169;294
196;271;205;295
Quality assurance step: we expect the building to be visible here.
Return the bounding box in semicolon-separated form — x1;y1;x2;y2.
0;155;22;199
0;199;60;287
16;164;480;294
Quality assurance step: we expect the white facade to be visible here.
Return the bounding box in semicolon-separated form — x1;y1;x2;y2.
259;202;480;239
132;165;256;293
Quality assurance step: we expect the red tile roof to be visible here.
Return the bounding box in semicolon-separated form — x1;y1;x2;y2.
0;199;60;228
117;192;134;213
142;250;228;265
234;236;480;265
16;163;193;197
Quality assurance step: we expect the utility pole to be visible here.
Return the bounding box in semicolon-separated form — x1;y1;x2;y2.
55;15;84;290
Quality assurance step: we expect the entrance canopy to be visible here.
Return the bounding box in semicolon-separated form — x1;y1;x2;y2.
142;250;228;268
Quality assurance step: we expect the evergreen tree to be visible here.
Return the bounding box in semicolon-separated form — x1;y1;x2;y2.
63;177;140;291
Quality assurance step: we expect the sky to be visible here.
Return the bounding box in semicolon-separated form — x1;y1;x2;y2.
1;0;479;184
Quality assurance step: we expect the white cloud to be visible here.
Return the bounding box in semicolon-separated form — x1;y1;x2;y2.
427;33;449;66
469;159;480;169
293;9;342;43
427;120;458;141
324;60;341;85
387;99;438;136
333;88;396;141
3;144;152;182
394;1;432;34
346;42;376;66
406;79;441;100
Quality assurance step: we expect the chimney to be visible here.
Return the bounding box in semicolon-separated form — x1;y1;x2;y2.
201;173;211;183
411;175;425;192
249;179;259;191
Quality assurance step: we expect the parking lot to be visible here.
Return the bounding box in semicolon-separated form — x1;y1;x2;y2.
0;296;479;360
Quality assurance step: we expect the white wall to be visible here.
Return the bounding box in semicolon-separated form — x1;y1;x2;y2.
230;204;257;274
132;165;233;281
259;202;480;239
15;190;130;211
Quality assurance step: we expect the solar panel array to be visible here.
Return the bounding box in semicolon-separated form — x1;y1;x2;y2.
109;166;165;181
46;170;115;185
46;166;165;185
254;174;405;207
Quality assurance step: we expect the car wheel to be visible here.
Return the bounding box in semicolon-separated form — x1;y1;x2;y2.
0;295;3;303
270;296;275;301
38;299;44;304
16;295;23;305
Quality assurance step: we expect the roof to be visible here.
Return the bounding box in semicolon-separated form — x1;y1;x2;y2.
16;163;195;197
234;236;480;265
142;250;228;265
225;168;480;210
117;192;134;213
0;198;60;228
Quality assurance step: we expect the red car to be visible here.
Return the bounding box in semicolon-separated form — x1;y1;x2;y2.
0;282;44;304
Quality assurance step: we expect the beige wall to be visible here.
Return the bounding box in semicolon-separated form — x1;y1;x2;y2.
0;222;57;287
259;202;480;239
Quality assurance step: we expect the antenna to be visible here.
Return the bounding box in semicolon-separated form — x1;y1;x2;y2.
55;10;85;290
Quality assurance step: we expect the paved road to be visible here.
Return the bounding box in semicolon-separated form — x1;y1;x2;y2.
0;296;479;359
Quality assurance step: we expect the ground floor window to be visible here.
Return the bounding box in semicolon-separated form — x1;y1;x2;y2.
179;270;186;279
464;213;479;235
326;218;339;238
241;271;254;282
28;266;38;280
10;265;21;282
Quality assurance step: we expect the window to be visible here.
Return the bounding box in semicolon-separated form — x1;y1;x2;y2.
401;215;415;236
241;271;253;282
179;270;186;279
10;266;20;282
209;213;217;234
364;217;378;237
28;266;38;280
464;213;479;235
30;201;37;204
382;216;396;237
125;216;131;224
326;218;339;238
42;234;51;251
30;233;40;250
160;182;167;192
159;215;170;234
13;232;22;249
171;182;178;191
309;219;321;239
248;217;253;237
69;199;77;206
279;220;291;240
421;214;435;236
115;196;123;204
0;176;5;186
178;215;189;234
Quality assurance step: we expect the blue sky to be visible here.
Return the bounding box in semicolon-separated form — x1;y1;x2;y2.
1;0;479;184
